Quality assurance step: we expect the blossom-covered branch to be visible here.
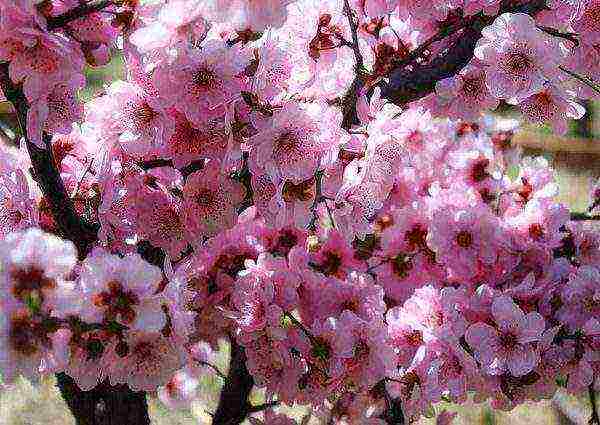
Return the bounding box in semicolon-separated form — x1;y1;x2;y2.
46;0;116;30
379;0;548;106
0;62;98;257
1;1;600;425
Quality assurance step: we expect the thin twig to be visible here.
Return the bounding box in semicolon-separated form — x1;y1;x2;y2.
340;0;367;129
538;25;579;46
307;170;325;231
284;311;317;345
46;0;116;31
559;66;600;96
71;158;94;198
323;198;337;229
571;212;600;221
342;0;364;70
247;401;280;414
197;360;227;380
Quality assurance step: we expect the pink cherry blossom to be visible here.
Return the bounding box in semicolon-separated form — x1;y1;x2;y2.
572;1;600;45
1;0;600;420
590;177;600;213
0;295;71;383
108;331;185;391
129;0;208;53
519;84;585;135
428;206;500;279
133;188;191;260
182;162;246;237
557;266;600;331
434;64;500;121
65;249;166;333
465;295;545;377
475;13;563;103
0;228;76;309
154;40;248;125
335;310;395;388
157;366;200;409
250;101;343;183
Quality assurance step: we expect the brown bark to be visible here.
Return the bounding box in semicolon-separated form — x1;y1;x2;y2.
212;339;255;425
56;373;150;425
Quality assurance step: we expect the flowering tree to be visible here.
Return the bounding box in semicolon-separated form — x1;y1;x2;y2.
1;0;600;424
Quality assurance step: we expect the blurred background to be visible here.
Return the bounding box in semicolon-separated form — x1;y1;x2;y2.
0;54;599;425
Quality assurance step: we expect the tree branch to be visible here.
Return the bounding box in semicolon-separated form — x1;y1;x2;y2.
0;62;99;258
538;25;579;46
138;158;205;179
56;373;150;425
571;212;600;221
378;0;548;106
247;401;279;414
0;61;150;425
212;339;255;425
340;0;366;129
559;66;600;96
342;0;364;70
590;385;600;425
374;380;405;425
46;0;116;31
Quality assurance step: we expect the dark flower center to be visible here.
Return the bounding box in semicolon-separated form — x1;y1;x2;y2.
92;280;140;324
404;224;428;249
499;331;519;349
505;52;532;76
391;253;413;279
528;223;545;241
456;230;473;248
192;66;217;88
10;267;56;304
470;158;490;183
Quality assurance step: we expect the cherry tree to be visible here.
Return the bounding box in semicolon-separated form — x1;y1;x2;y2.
0;0;600;424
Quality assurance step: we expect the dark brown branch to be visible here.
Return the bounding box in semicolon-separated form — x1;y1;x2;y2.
138;158;205;178
46;0;115;31
590;385;600;425
341;75;365;130
236;152;254;214
247;401;280;414
212;339;255;425
372;380;405;424
340;0;366;129
0;62;99;259
538;25;579;46
378;0;548;106
342;0;364;70
138;158;174;169
571;212;600;221
56;373;150;425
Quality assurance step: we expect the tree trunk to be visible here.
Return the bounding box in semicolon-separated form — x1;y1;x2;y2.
212;340;255;425
56;373;150;425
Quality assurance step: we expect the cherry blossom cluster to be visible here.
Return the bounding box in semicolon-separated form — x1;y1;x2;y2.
0;0;133;145
1;0;600;424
